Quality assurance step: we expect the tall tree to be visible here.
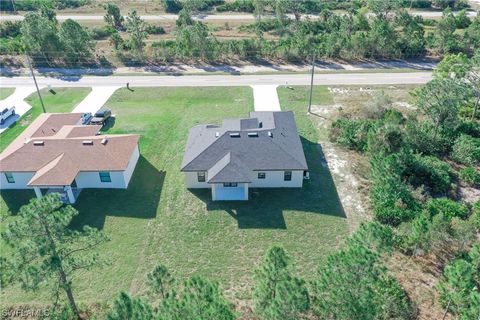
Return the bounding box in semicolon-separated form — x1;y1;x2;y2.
125;10;148;57
147;263;174;300
1;194;108;319
311;244;414;320
107;292;154;320
21;12;61;65
433;8;461;54
253;246;310;320
59;19;94;64
104;2;124;30
414;78;471;141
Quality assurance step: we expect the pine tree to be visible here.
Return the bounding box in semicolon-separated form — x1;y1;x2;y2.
107;292;154;320
253;246;310;320
147;263;174;300
1;194;108;319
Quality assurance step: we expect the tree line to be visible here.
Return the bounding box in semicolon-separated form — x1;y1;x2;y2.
329;52;480;319
1;0;479;66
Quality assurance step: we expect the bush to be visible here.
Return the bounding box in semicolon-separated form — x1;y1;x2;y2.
455;9;472;29
329;118;378;152
145;24;165;35
451;135;480;166
216;0;254;12
0;21;22;38
425;198;469;221
459;166;480;186
90;26;116;40
404;154;452;194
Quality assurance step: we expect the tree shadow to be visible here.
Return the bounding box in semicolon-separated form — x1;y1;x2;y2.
189;136;345;229
70;156;165;230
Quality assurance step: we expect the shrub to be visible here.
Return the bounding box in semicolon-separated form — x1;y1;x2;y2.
90;26;116;40
459;166;480;186
0;21;22;38
451;135;480;166
329;118;378;152
404;154;452;194
425;198;469;221
216;0;254;12
145;24;165;35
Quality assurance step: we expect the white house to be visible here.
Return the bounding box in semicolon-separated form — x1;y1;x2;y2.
0;113;140;203
181;111;308;201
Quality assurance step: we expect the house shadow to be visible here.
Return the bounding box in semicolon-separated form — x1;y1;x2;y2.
190;137;345;230
70;156;165;230
0;189;36;215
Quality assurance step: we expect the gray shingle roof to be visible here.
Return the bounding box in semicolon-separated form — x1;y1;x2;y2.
181;111;308;183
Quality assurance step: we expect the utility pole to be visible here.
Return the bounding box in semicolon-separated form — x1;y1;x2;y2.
307;50;316;114
26;54;46;113
11;0;17;14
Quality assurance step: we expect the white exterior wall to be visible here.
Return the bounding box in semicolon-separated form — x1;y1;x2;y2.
250;170;304;188
0;172;35;189
184;171;209;188
184;170;304;189
122;145;140;187
75;171;127;188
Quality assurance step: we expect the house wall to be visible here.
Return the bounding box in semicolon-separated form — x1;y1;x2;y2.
184;170;304;189
250;170;304;188
122;144;140;187
184;171;209;188
75;171;127;188
0;171;35;189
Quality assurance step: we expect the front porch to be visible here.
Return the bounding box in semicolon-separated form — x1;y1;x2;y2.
34;186;82;204
211;183;249;201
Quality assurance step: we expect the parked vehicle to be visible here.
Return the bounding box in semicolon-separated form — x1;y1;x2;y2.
0;106;15;125
80;112;92;125
90;107;112;125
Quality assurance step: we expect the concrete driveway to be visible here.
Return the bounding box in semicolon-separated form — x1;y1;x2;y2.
0;86;41;134
72;86;120;114
251;85;281;111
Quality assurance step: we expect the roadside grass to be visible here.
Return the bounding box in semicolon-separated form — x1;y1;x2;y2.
0;87;91;152
0;86;348;308
0;87;15;100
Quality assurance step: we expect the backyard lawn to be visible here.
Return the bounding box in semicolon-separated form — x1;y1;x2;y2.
0;86;349;308
0;87;15;100
0;87;91;152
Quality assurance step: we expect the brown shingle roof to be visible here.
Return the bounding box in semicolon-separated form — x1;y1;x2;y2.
0;113;140;186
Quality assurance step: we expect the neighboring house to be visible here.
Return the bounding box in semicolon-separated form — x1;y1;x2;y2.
181;111;308;201
0;113;140;204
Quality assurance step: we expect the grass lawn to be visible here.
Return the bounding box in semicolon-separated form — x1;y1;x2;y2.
0;87;91;152
0;87;15;100
0;86;348;309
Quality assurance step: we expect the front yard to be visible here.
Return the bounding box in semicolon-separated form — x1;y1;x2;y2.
0;86;349;308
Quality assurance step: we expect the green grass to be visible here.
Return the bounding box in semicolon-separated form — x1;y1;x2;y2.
0;87;15;100
0;87;91;152
0;86;348;308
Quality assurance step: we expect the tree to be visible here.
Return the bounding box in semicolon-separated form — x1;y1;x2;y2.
1;194;108;319
104;2;124;30
414;78;471;141
107;292;154;320
160;0;183;13
147;264;174;300
311;244;414;320
432;8;461;54
253;246;310;320
59;19;94;64
158;276;235;320
21;12;61;65
400;213;432;256
125;10;148;57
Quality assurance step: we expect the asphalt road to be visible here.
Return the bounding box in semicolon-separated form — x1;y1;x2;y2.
0;72;433;88
2;11;476;21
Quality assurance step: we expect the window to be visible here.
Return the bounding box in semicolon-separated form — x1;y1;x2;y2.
258;172;266;179
99;172;111;183
284;171;292;181
197;172;206;182
4;172;14;183
223;182;238;187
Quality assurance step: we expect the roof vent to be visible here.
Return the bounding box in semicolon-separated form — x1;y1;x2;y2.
248;132;258;137
33;140;44;146
229;133;240;138
101;138;108;145
82;140;94;145
215;132;220;138
268;131;273;137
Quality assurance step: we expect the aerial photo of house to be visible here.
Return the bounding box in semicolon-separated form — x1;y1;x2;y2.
181;111;308;201
0;113;140;204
